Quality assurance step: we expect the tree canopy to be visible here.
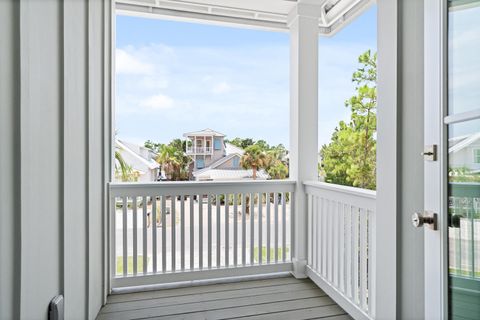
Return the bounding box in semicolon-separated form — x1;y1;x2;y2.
145;139;190;181
320;50;377;190
240;145;268;180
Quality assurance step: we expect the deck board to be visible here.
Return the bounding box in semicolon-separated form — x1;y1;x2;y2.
97;276;351;320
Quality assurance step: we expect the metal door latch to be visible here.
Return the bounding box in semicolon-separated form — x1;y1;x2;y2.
422;145;437;161
412;211;438;230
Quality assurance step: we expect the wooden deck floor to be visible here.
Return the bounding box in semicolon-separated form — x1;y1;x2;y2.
97;276;351;320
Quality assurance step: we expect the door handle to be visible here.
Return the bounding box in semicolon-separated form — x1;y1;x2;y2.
412;211;438;230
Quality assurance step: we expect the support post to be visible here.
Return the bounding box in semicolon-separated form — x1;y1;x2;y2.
288;1;320;278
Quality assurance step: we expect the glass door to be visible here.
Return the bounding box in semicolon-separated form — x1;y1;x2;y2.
446;1;480;318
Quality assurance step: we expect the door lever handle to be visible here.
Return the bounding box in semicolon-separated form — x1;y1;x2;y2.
412;211;438;230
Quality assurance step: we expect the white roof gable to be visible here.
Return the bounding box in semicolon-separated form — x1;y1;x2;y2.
116;140;160;171
225;142;245;155
183;128;225;137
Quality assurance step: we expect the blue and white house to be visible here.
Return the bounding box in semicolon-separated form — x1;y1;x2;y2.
184;128;269;181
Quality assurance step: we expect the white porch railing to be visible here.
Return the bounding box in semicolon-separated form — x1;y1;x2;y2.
109;180;295;288
186;146;213;154
304;181;376;320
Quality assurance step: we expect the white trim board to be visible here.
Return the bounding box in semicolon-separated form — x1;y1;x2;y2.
111;263;293;288
115;0;375;36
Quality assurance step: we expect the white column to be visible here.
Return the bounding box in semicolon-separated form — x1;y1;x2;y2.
288;1;320;278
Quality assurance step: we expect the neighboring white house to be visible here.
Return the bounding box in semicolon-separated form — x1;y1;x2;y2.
449;132;480;173
183;128;269;181
115;139;160;182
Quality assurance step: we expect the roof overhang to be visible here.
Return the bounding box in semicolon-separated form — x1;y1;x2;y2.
115;0;375;37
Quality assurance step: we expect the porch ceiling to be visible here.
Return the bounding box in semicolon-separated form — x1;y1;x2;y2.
116;0;375;36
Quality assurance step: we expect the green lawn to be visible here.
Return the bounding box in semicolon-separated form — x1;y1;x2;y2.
117;256;148;275
253;246;289;262
449;268;480;278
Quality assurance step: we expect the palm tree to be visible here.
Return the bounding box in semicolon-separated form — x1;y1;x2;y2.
240;145;268;214
156;145;180;180
267;161;288;180
240;145;267;180
115;147;138;181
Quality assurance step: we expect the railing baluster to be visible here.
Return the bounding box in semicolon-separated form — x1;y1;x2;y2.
216;194;221;267
122;197;128;276
322;198;327;277
250;193;254;265
368;209;376;317
328;200;333;281
339;202;345;293
133;196;138;275
180;195;185;271
225;194;229;267
360;208;368;310
233;193;238;266
190;194;194;270
267;193;271;264
316;196;321;272
242;193;246;266
208;194;212;269
258;193;263;265
345;204;352;298
274;193;279;263
152;196;157;273
199;193;203;269
282;192;287;262
290;192;295;260
142;196;147;274
171;195;176;272
161;195;167;272
333;201;339;286
310;195;316;270
352;206;359;304
307;194;312;266
111;196;116;277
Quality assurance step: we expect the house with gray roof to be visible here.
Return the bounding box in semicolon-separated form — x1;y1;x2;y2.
115;139;160;182
183;128;269;181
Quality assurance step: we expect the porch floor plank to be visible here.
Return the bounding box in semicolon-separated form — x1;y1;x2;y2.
97;276;351;320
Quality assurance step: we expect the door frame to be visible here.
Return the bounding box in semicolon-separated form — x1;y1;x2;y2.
424;0;448;318
375;0;398;318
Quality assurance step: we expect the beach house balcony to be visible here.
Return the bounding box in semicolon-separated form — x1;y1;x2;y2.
186;146;213;155
5;0;469;319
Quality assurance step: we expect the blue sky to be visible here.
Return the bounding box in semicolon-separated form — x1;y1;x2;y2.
115;5;377;149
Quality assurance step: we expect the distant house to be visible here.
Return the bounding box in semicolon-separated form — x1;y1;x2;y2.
183;128;269;181
115;139;160;182
449;132;480;173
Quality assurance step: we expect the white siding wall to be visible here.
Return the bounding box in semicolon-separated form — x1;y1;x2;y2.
0;0;112;319
0;1;21;319
451;145;480;172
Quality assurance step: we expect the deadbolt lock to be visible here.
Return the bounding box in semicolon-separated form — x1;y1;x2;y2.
412;211;438;230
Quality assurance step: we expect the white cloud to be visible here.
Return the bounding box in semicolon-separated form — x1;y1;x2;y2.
140;94;174;110
140;76;169;89
116;48;154;75
212;82;231;94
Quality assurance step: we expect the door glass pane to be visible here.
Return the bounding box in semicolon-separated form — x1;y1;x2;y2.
448;0;480;115
448;119;480;320
448;2;480;318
